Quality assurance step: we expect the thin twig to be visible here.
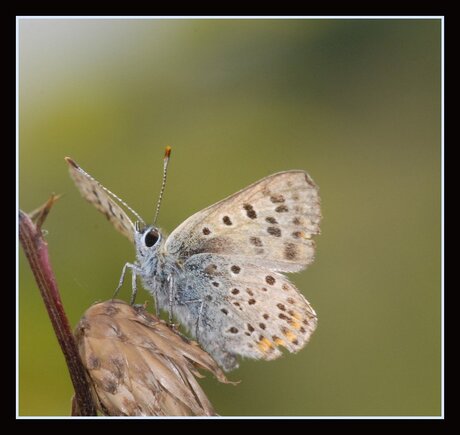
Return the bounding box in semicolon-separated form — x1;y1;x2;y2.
28;193;61;230
19;198;97;416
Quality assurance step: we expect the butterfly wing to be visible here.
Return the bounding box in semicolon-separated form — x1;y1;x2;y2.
66;157;136;243
166;170;321;370
165;170;321;272
174;253;318;371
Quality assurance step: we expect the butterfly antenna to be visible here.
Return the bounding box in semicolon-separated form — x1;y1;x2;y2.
65;157;146;225
153;146;171;225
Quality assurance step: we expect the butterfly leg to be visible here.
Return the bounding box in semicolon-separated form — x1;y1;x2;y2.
112;262;142;304
175;296;204;340
167;274;175;324
129;269;138;306
152;276;160;317
196;300;205;340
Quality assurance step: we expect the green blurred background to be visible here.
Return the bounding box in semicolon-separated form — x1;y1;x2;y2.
18;18;441;416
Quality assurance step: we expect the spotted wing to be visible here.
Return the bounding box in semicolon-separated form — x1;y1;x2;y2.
165;171;321;272
65;157;135;243
173;253;318;371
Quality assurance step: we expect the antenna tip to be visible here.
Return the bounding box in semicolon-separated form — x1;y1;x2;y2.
164;146;172;159
64;156;78;169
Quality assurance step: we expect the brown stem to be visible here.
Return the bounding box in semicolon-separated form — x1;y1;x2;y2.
19;201;97;416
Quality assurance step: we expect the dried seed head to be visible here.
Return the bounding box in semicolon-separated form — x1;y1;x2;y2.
74;300;231;416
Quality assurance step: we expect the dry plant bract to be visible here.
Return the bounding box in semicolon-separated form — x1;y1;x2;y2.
75;300;231;416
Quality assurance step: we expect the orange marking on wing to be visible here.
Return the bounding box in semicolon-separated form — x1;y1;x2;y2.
257;337;274;353
289;318;302;330
282;329;298;343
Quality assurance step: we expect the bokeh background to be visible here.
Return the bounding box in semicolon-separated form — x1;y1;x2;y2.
18;18;442;416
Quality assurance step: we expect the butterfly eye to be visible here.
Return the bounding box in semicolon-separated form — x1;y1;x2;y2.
144;229;159;247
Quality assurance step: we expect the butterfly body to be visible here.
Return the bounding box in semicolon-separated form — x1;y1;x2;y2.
67;157;321;371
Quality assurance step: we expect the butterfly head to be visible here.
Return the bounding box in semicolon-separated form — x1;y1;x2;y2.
134;223;164;260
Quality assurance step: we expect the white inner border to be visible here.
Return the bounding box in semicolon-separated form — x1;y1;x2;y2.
16;15;444;420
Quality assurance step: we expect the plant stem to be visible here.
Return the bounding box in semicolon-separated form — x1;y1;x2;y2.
19;201;97;416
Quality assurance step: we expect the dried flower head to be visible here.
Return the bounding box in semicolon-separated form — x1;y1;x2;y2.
75;300;231;416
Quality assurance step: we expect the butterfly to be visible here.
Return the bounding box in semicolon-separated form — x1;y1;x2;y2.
65;149;321;371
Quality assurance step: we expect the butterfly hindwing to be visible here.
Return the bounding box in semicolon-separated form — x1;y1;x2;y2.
173;253;318;371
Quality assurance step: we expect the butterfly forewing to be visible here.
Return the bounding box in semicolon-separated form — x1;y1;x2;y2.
66;158;136;242
166;171;321;272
